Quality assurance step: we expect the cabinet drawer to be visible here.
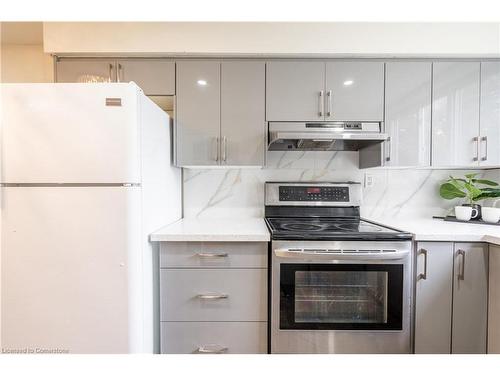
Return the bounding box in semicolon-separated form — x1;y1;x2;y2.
160;269;267;321
160;242;268;268
161;322;267;354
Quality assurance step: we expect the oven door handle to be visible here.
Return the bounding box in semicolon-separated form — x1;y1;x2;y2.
274;248;410;260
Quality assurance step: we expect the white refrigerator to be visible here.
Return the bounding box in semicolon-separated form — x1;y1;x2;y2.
0;83;181;353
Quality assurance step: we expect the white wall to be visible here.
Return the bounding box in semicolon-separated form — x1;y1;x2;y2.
43;22;500;57
0;44;53;83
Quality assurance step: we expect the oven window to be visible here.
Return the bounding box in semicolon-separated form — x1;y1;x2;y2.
280;264;403;330
295;270;388;324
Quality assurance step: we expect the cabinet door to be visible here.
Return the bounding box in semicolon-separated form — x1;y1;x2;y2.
117;59;175;95
480;62;500;167
414;242;453;354
452;243;488;354
176;61;220;166
325;61;384;121
221;61;265;166
384;62;432;167
432;62;481;167
55;59;116;83
266;61;325;121
488;245;500;353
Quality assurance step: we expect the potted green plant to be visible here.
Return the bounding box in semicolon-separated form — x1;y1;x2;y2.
439;173;500;220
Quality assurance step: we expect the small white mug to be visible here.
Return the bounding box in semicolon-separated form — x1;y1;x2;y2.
455;206;473;221
481;207;500;223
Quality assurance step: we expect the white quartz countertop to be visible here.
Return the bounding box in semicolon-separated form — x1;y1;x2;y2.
150;218;270;242
368;217;500;246
150;216;499;245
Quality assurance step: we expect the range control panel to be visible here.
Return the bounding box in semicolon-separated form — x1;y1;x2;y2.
279;186;349;202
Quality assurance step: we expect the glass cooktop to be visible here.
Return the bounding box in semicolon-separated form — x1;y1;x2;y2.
265;217;411;241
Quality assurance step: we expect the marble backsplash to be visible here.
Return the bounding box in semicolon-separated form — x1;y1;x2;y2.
182;151;500;220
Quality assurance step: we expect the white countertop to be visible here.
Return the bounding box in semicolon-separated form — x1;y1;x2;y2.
150;218;270;242
368;217;500;246
150;216;500;246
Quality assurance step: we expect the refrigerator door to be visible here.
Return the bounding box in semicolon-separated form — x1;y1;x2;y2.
1;83;141;184
1;186;143;353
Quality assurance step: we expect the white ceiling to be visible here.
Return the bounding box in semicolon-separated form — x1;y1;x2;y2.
1;22;43;45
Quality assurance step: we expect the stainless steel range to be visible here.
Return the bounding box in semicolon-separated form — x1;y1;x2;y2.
265;182;413;354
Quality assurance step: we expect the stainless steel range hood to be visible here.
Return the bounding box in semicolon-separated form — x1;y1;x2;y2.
268;122;388;151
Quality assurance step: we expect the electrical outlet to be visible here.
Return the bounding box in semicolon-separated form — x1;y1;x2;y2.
364;173;374;188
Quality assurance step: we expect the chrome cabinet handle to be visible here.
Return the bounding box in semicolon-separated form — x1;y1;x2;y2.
318;90;324;117
117;63;122;82
196;345;228;354
108;63;113;82
196;252;228;258
222;136;227;162
326;90;332;117
385;136;392;162
213;137;219;162
473;137;479;162
196;293;229;300
481;136;488;161
458;249;466;280
418;248;428;280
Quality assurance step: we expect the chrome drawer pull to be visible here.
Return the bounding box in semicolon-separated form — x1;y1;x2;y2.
196;293;229;300
418;248;428;280
195;252;228;258
457;249;466;280
196;345;228;354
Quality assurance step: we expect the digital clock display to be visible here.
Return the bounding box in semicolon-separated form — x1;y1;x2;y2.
279;186;349;202
307;188;321;194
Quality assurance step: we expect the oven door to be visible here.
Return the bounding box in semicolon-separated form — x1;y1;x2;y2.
280;263;403;330
271;241;413;354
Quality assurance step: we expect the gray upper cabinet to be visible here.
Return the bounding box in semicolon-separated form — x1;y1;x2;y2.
176;60;265;167
221;61;265;166
452;243;488;354
266;61;384;122
325;61;384;121
432;62;481;167
55;59;116;83
117;60;175;95
384;62;432;167
176;60;221;166
414;242;454;354
55;58;175;96
266;61;325;121
480;62;500;167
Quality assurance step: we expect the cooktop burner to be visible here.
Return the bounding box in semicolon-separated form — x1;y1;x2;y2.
264;182;412;241
265;217;410;240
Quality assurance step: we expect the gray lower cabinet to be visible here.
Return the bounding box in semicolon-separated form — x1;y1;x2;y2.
452;242;489;353
159;241;268;354
55;58;175;95
488;245;500;353
161;322;267;354
415;242;488;354
176;60;265;167
160;268;267;322
414;242;454;354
